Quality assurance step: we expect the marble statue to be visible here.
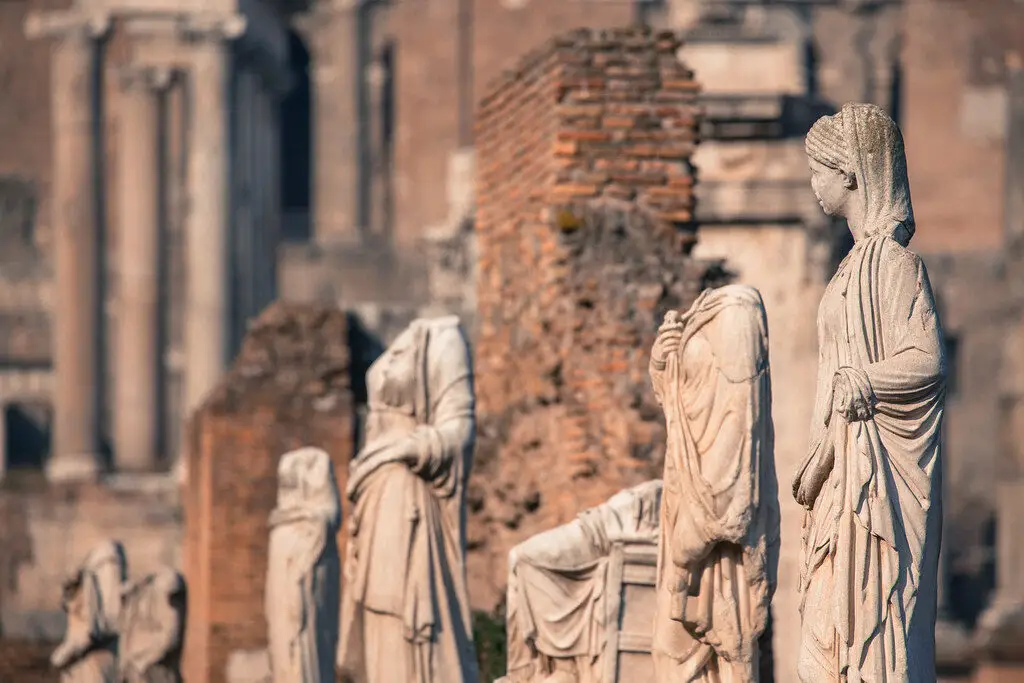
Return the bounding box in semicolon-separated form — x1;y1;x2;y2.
338;315;479;683
266;446;342;683
118;567;187;683
793;102;946;682
648;284;780;683
51;540;128;683
500;479;663;683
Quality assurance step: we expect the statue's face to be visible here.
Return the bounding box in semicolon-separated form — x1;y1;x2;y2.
808;157;853;218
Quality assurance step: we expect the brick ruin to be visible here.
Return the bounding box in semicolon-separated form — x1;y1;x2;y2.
468;27;729;606
181;303;354;683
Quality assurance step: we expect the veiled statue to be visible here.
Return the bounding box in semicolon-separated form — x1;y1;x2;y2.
118;567;187;683
51;540;127;683
338;316;479;683
266;447;342;683
501;479;663;683
648;284;780;683
793;102;945;682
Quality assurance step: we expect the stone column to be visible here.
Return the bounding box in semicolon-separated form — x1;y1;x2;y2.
182;17;244;417
232;67;254;350
114;65;171;472
296;3;359;247
267;82;282;302
25;12;109;482
253;82;271;314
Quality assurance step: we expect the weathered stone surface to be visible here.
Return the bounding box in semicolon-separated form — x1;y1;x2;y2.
471;27;728;608
649;285;778;683
797;103;945;682
182;302;354;683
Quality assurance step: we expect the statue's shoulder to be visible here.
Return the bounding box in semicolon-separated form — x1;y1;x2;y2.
876;234;923;273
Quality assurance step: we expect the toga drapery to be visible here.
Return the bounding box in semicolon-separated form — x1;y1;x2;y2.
794;102;945;682
650;285;780;683
338;317;479;683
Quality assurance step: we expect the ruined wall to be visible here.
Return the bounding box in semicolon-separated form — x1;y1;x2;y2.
182;303;354;683
281;0;635;337
378;0;634;250
470;27;725;607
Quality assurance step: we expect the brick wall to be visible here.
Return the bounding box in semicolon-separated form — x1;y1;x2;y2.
468;27;728;607
182;303;354;683
374;0;633;251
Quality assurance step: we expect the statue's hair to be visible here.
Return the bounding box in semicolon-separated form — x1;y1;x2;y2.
805;111;848;172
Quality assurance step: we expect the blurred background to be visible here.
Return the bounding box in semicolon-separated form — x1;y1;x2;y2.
0;0;1021;681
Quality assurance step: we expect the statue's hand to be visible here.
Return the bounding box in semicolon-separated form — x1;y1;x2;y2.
830;370;875;423
794;439;835;510
651;322;684;368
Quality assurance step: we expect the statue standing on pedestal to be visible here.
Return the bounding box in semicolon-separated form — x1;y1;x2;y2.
793;102;946;682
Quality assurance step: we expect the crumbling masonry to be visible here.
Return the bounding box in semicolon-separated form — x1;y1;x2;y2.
469;27;728;607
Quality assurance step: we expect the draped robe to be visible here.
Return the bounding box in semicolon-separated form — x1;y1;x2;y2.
266;473;341;683
794;102;945;683
503;480;663;683
52;541;125;683
118;569;186;683
338;317;479;683
650;285;780;683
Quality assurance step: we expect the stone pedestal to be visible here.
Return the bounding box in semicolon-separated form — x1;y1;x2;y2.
26;11;110;482
114;65;170;473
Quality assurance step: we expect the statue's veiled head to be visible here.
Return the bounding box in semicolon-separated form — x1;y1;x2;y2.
805;102;915;245
277;446;341;526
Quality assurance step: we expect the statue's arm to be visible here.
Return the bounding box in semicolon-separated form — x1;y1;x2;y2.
50;575;102;669
861;245;946;402
408;329;475;484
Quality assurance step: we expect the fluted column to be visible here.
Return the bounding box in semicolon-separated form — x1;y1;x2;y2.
26;11;109;482
114;64;170;472
183;18;243;417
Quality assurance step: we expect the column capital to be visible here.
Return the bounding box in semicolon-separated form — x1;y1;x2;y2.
117;63;177;92
24;10;110;41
